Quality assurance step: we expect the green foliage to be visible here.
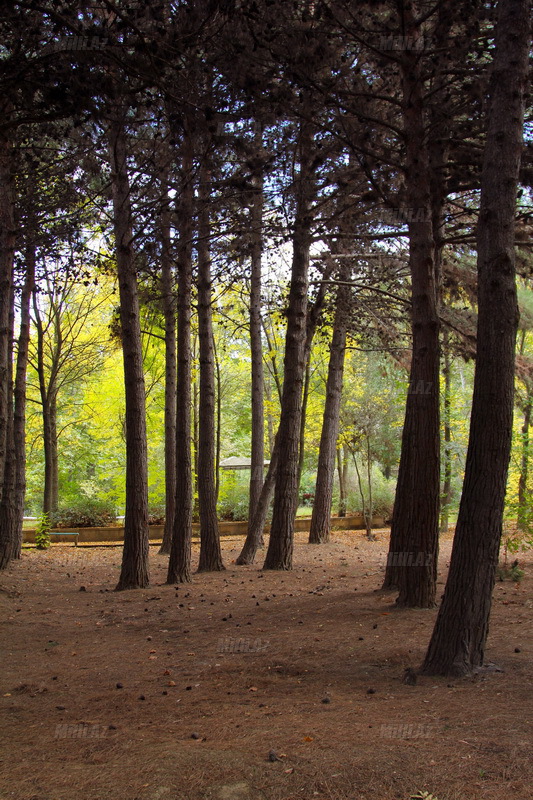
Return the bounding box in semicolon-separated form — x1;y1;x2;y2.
341;468;396;518
49;499;117;528
497;559;524;582
35;513;51;549
217;471;250;521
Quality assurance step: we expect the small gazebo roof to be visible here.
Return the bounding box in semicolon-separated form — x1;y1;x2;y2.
220;456;270;470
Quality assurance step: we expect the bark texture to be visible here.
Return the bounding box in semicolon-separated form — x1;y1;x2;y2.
0;129;15;500
196;158;224;573
2;246;34;562
422;0;530;676
309;270;349;544
248;120;265;528
108;111;150;591
158;167;177;556
263;116;313;570
0;288;14;570
382;11;440;607
167;122;195;584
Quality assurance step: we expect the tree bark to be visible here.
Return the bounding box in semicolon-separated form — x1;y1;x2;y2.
0;127;15;501
422;0;530;676
32;288;58;516
236;434;279;565
108;109;150;591
9;245;34;559
440;332;453;532
158;156;177;555
517;391;531;528
248;120;265;528
382;10;440;607
309;271;349;543
237;253;331;565
167;120;194;584
197;158;224;573
263;116;314;571
0;286;14;570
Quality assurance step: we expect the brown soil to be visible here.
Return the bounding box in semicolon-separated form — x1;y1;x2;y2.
0;529;531;800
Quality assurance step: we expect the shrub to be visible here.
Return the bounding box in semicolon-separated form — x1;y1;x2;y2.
217;471;249;521
49;499;117;528
35;513;51;549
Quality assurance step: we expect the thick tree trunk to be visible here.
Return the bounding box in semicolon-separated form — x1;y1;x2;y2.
309;275;348;543
158;174;177;555
422;0;529;676
167;122;194;584
0;129;15;501
263;117;313;570
248;121;265;528
108;111;150;591
197;160;224;573
382;19;440;607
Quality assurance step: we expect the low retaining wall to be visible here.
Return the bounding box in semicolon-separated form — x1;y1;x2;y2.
22;514;386;545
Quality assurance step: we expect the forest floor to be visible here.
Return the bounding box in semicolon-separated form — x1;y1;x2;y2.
0;529;532;800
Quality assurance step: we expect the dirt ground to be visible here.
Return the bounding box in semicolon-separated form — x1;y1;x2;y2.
0;529;531;800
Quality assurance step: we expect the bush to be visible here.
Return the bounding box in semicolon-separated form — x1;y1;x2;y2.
217;471;249;521
49;500;117;528
340;467;396;519
35;513;51;549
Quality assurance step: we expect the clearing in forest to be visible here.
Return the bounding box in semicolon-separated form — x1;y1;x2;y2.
0;530;531;800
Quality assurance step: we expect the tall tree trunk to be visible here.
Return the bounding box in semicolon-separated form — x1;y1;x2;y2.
9;246;34;560
309;272;349;543
0;127;15;501
167;120;194;584
159;163;177;555
192;336;199;520
50;396;59;513
108;110;150;591
248;120;265;528
197;159;224;573
517;390;532;529
297;356;312;488
41;396;55;514
0;287;14;570
382;11;440;607
263;116;314;571
237;256;330;566
422;0;529;676
440;332;453;532
214;333;222;504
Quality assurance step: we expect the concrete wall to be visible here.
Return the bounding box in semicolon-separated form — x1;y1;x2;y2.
23;515;385;544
